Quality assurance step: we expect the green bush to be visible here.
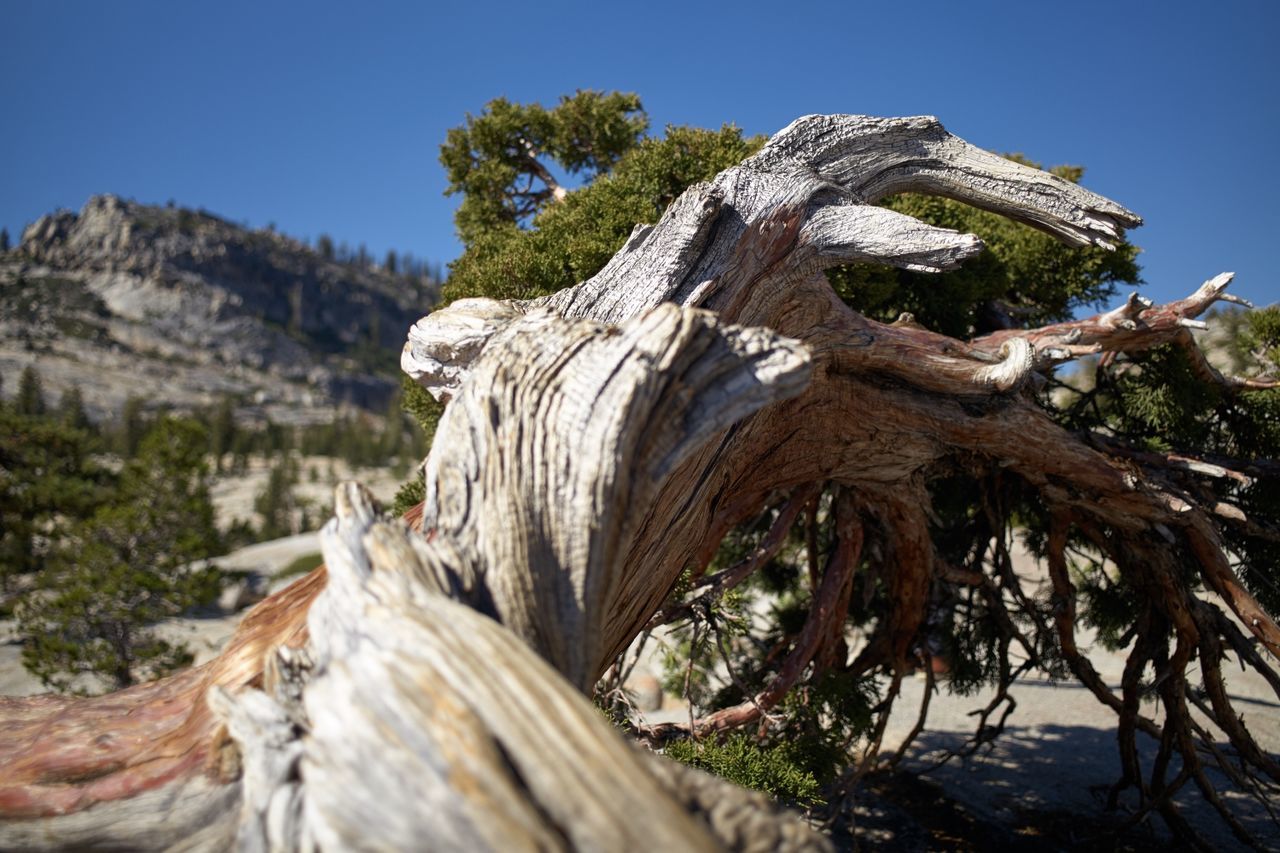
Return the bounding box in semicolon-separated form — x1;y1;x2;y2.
665;734;824;807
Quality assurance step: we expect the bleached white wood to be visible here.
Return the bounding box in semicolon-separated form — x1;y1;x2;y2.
404;114;1140;401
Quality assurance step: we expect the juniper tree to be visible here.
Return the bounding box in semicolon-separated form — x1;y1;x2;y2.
417;94;1280;840
440;89;648;247
1;107;1277;850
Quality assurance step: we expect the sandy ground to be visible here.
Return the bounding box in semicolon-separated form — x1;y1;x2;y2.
624;544;1280;850
208;455;407;530
875;632;1278;849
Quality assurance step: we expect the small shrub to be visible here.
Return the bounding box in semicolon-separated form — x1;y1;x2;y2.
664;733;824;808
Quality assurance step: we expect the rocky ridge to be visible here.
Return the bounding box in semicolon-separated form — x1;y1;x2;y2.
1;195;437;423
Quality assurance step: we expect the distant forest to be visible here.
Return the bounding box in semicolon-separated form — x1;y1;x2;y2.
1;364;432;568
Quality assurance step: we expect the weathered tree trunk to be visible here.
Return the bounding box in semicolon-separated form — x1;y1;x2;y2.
1;115;1276;850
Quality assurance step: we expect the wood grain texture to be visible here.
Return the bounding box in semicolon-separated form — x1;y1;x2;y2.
404;114;1275;667
211;308;826;851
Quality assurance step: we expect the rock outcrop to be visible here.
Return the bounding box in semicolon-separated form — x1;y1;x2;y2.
1;195;437;423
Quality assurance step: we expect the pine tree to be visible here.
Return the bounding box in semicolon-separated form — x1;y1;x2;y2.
116;396;148;457
18;418;222;691
254;456;299;540
207;397;237;474
0;406;108;591
0;227;10;253
55;385;92;432
14;365;46;416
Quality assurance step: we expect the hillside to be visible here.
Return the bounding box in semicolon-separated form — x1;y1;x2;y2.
0;195;437;424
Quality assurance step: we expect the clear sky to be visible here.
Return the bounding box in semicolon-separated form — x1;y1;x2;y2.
3;0;1277;308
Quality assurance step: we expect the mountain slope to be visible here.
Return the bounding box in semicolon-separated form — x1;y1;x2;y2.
0;195;437;423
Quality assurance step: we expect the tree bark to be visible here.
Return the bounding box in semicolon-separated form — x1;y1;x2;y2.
2;114;1275;850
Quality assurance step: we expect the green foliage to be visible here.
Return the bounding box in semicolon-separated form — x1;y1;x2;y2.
656;506;878;787
207;396;237;473
15;365;46;416
222;517;259;552
391;476;425;518
55;385;92;431
665;734;824;807
17;417;223;691
1108;345;1224;449
444;115;763;303
0;275;111;330
115;395;150;457
0;403;110;593
393;375;445;513
400;375;443;440
766;670;878;786
254;456;301;540
220;392;436;539
1053;316;1280;615
1242;304;1280;367
1078;566;1143;652
1190;306;1280;583
284;389;429;474
441;90;647;245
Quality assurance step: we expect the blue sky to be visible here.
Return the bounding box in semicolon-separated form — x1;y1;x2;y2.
2;1;1277;308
